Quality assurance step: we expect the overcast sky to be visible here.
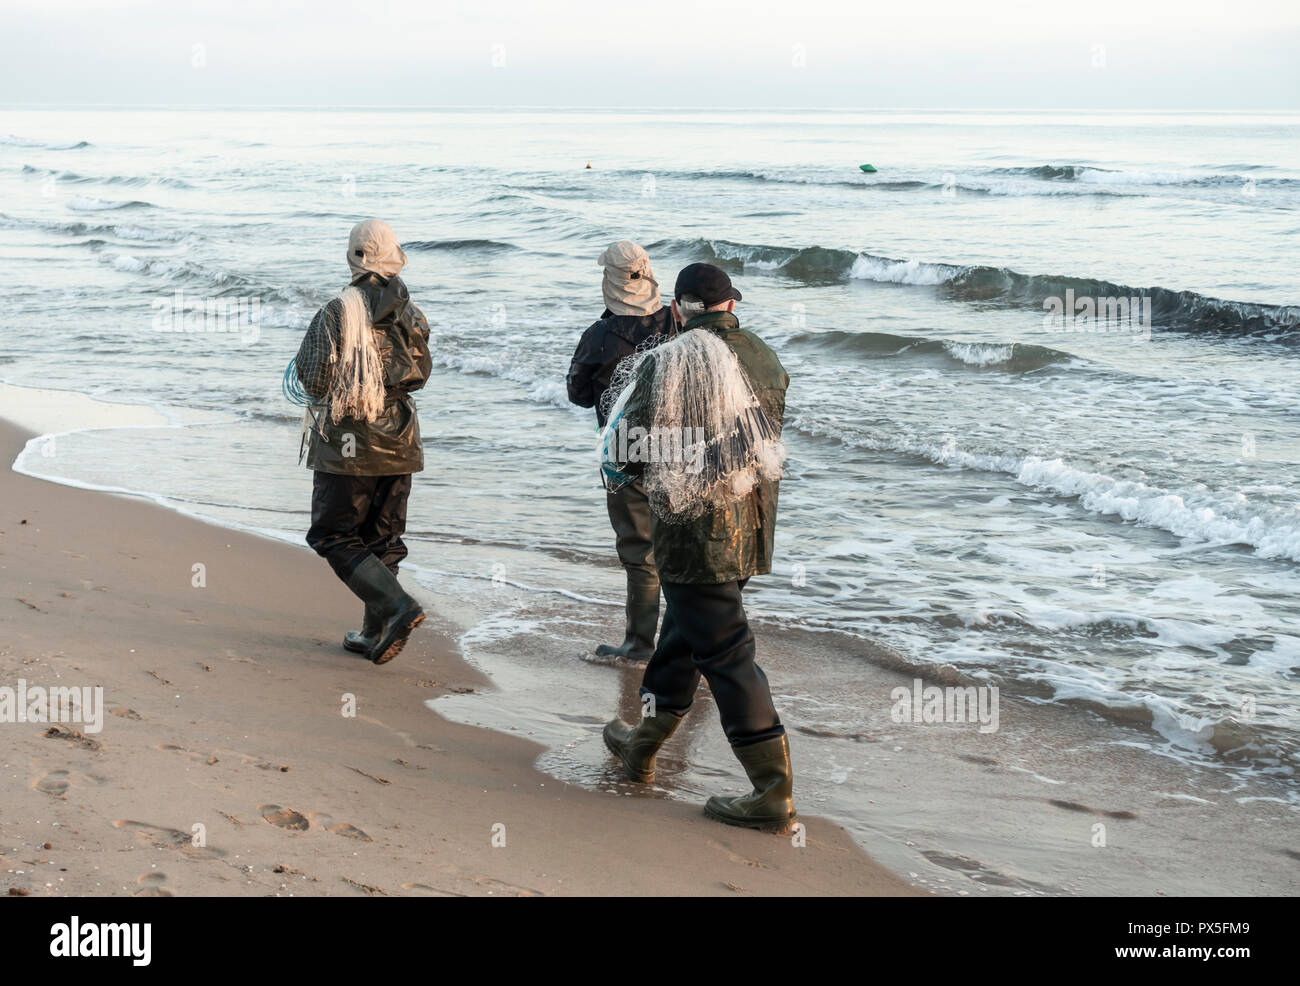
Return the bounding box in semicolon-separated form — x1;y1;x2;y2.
1;0;1297;109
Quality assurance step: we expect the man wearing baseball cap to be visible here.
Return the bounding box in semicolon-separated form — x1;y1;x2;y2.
602;262;798;831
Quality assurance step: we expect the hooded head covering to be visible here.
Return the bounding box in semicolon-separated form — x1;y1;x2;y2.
598;241;661;317
325;220;400;425
348;218;408;279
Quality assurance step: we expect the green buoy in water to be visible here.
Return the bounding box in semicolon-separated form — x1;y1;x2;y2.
859;163;878;173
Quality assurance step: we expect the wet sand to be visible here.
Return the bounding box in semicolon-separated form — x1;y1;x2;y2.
425;563;1300;897
0;418;918;897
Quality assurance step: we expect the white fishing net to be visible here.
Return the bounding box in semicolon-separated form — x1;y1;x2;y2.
327;285;385;424
600;328;785;522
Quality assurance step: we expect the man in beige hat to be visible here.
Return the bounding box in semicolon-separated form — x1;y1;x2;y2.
567;241;675;660
296;219;432;665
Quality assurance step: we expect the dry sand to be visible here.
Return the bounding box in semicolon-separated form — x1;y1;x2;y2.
0;419;919;897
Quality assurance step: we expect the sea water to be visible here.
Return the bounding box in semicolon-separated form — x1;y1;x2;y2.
2;107;1297;893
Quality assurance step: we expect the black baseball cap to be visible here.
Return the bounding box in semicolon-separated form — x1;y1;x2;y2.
674;262;742;306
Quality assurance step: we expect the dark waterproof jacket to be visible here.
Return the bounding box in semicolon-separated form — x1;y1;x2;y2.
618;311;789;585
567;305;675;427
296;272;432;476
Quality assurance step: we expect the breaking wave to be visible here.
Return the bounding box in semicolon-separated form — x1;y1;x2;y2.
66;195;153;212
654;237;1300;340
792;416;1300;564
786;329;1074;372
404;238;522;253
0;134;91;149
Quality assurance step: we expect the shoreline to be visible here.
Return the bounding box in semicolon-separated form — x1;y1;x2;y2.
432;585;1300;896
2;383;1296;897
0;413;918;897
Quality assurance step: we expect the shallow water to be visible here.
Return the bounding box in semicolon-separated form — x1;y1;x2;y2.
2;109;1298;891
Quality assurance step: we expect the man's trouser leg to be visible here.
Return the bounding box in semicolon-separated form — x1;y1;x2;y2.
307;471;422;663
598;480;660;660
639;579;784;746
361;474;412;575
306;472;412;582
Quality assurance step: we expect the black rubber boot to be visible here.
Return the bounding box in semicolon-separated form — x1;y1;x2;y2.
344;555;425;665
704;734;797;832
342;605;381;655
595;576;660;661
602;708;685;782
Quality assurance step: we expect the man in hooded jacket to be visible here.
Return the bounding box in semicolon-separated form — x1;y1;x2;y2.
296;219;432;665
567;241;675;660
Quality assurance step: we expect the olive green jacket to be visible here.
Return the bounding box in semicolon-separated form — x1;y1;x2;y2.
618;310;789;584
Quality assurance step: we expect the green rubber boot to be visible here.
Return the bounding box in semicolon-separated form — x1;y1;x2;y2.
595;576;660;661
342;605;381;654
704;734;797;832
344;555;425;665
603;708;685;783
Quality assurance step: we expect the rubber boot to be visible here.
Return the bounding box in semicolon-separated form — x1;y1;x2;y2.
342;605;381;654
704;734;797;832
595;575;660;661
344;555;425;665
602;708;685;783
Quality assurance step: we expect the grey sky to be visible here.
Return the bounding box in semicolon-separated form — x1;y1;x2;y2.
1;0;1296;109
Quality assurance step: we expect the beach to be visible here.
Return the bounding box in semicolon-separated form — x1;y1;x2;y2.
0;415;921;897
4;399;1295;899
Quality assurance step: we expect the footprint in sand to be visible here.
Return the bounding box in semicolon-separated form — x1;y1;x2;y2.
259;804;310;831
112;820;226;860
305;811;372;841
34;770;70;798
329;823;372;842
134;872;173;897
32;768;106;799
42;725;101;751
111;707;143;721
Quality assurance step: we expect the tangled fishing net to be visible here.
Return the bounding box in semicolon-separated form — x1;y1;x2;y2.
600;328;785;523
290;287;385;418
597;329;671;425
325;286;385;423
287;285;386;462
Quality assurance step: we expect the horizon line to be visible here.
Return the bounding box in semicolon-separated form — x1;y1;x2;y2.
2;103;1298;114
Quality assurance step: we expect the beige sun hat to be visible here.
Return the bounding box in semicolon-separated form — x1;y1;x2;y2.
347;219;408;279
598;240;662;317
